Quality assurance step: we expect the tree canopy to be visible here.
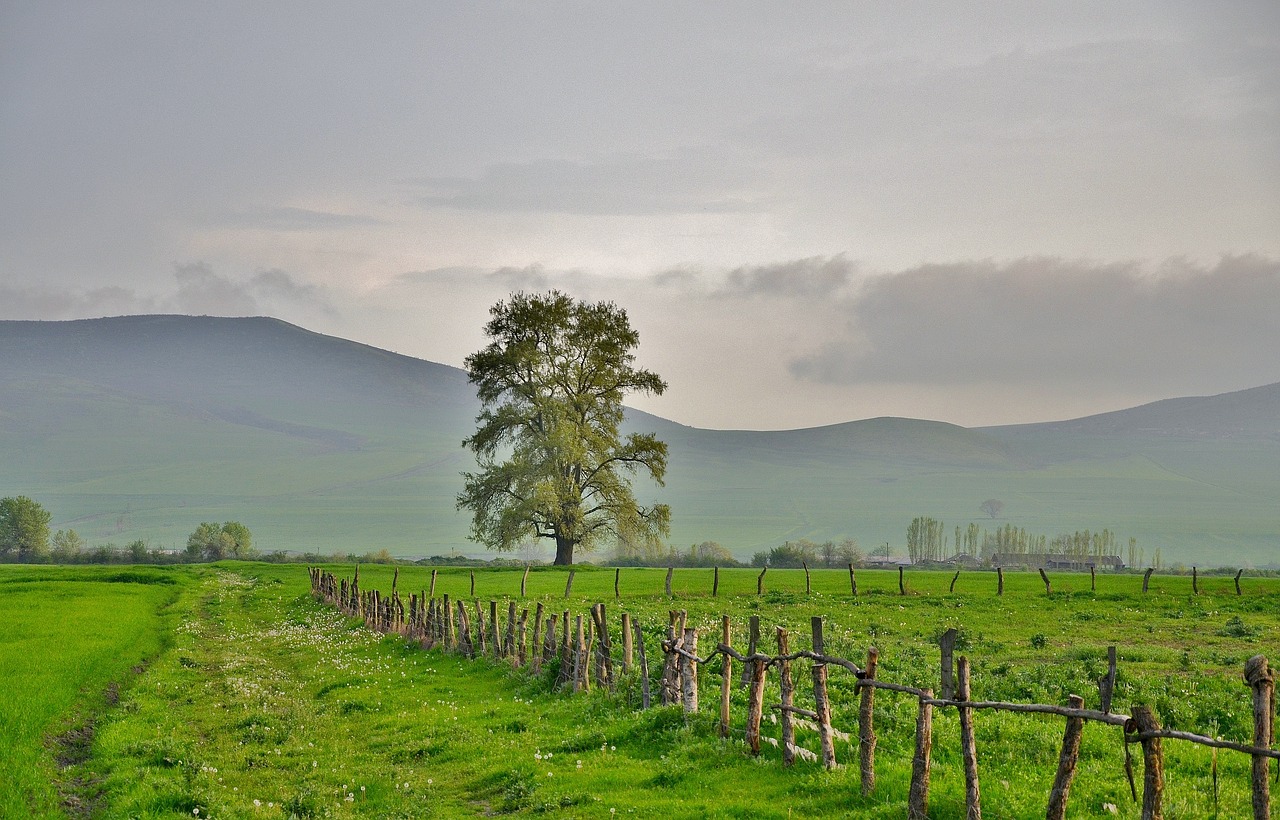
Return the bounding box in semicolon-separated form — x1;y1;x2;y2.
0;496;52;561
186;521;255;561
458;291;670;565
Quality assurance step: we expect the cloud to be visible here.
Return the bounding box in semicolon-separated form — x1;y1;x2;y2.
0;285;156;320
790;255;1280;393
172;262;260;315
716;256;858;299
217;207;388;231
412;149;770;216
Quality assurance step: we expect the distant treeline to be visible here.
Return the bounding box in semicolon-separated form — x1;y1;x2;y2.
905;515;1161;568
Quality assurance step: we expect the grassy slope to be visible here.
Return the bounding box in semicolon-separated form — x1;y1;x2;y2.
2;316;1277;565
29;563;1276;818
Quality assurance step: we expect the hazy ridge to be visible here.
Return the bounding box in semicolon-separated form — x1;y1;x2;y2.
2;315;1276;565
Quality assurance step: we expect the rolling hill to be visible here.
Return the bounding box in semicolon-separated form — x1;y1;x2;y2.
1;315;1276;566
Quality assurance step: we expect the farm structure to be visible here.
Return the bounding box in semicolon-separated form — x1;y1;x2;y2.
310;566;1276;819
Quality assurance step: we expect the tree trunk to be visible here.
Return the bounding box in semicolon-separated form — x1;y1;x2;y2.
553;535;575;565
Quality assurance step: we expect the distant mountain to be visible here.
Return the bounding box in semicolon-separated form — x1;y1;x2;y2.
2;315;1276;566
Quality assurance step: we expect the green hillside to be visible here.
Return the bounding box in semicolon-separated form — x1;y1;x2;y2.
1;315;1276;566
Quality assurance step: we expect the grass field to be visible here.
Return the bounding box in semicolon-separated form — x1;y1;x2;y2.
5;563;1279;817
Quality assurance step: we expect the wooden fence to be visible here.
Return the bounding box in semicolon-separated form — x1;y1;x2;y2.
309;566;1276;819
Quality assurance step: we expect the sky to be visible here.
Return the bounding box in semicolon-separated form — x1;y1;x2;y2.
2;2;1278;430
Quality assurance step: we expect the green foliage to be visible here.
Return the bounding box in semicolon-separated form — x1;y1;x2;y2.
0;495;52;561
458;291;669;565
51;527;86;561
186;521;255;561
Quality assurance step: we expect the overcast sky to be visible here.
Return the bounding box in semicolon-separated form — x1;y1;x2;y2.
3;2;1277;429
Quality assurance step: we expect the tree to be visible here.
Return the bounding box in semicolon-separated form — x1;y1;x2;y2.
51;529;86;562
0;496;52;561
980;498;1004;519
458;291;670;565
186;521;253;562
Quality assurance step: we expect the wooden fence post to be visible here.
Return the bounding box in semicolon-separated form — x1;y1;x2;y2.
556;611;571;688
957;656;981;819
1236;568;1244;595
740;615;760;689
442;594;453;650
530;602;545;674
849;564;857;596
572;615;588;693
1046;694;1086;820
1143;567;1154;593
1039;568;1051;595
429;568;436;599
521;564;530;597
997;566;1004;596
860;646;879;796
1246;655;1274;820
517;608;528;666
720;617;732;739
1090;564;1096;592
634;620;651;709
473;600;487;655
940;628;957;700
950;570;960;593
811;617;836;769
505;601;517;659
592;603;614;690
621;612;633;675
757;567;767;595
665;566;674;596
907;688;934;820
564;569;575;599
1192;566;1198;595
1130;705;1164;820
614;567;620;599
777;626;794;765
490;600;501;658
745;647;767;756
1099;646;1117;714
803;562;811;595
713;566;719;597
679;626;699;713
899;565;906;595
470;570;475;598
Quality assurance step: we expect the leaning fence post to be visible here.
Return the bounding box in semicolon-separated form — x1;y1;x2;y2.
957;656;981;819
720;616;732;739
1130;704;1164;820
521;564;530;597
1236;568;1244;595
1039;567;1051;595
621;612;633;675
1245;655;1274;820
1142;567;1154;593
1192;566;1198;595
1090;563;1096;592
907;688;934;820
530;602;545;674
713;566;719;597
899;565;906;595
757;567;767;595
776;626;795;765
739;615;760;689
564;569;576;599
665;566;674;596
811;617;836;769
572;615;586;693
803;561;811;595
860;647;879;795
1099;646;1117;714
429;568;437;598
849;563;857;596
614;566;620;599
997;566;1004;596
1046;694;1086;820
950;570;960;593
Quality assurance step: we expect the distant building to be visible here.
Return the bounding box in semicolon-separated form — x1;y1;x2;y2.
990;553;1125;571
862;556;913;569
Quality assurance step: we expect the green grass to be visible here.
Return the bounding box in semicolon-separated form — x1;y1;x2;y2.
9;564;1268;818
0;565;192;818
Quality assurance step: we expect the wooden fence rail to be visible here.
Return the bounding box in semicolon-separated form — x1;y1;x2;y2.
309;567;1276;819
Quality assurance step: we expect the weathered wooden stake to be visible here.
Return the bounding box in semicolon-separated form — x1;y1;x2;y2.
521;564;530;597
1131;704;1164;820
860;647;879;796
803;561;811;595
907;688;934;820
849;563;857;596
713;565;719;597
997;566;1004;596
564;569;575;599
939;628;957;700
429;568;436;598
720;616;732;739
957;656;981;819
621;612;633;674
1142;567;1154;593
679;626;699;713
1192;566;1198;595
757;567;767;595
1246;655;1274;820
745;649;767;756
469;570;475;597
530;602;544;674
490;600;501;658
442;594;453;649
899;565;906;595
592;603;614;689
634;620;651;709
1237;568;1245;595
1046;694;1086;820
1099;645;1117;714
1090;564;1096;592
777;626;795;765
473;600;487;655
505;600;517;659
665;566;674;597
614;567;620;599
572;615;588;693
556;611;571;688
950;570;960;593
516;608;528;666
811;617;836;769
739;615;760;689
1039;567;1051;594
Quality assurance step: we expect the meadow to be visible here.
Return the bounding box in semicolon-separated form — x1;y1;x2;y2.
4;563;1279;818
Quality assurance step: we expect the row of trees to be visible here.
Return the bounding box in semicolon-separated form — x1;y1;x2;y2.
905;514;1142;565
0;495;255;564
